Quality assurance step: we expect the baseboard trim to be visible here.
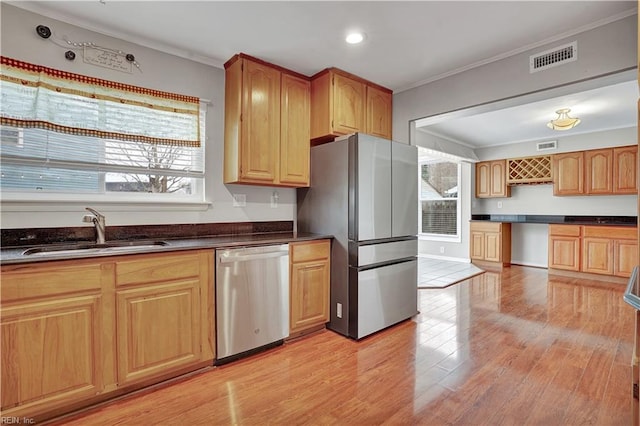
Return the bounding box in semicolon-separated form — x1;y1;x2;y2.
511;260;548;269
548;268;628;284
419;254;471;263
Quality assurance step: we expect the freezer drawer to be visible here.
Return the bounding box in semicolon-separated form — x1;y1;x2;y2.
357;239;417;267
352;258;418;339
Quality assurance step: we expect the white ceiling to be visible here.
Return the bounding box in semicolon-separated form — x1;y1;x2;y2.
8;1;639;147
416;78;639;148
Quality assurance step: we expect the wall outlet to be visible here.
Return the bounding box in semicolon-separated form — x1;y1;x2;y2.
337;303;342;318
270;191;279;208
232;194;246;207
440;246;445;254
497;201;503;209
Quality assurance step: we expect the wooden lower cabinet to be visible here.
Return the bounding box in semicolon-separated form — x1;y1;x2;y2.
116;279;202;385
470;222;511;267
1;294;104;416
548;225;637;278
114;251;213;386
548;225;581;271
0;250;214;420
614;239;638;277
1;259;112;419
582;237;614;275
289;239;330;337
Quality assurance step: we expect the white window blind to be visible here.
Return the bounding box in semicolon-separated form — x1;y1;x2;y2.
0;57;205;198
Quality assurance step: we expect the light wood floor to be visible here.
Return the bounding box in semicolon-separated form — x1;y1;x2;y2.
53;266;634;425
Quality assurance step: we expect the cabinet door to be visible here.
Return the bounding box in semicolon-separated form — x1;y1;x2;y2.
116;279;201;386
240;59;281;183
332;73;365;135
470;231;485;260
553;152;584;196
365;85;392;139
614;239;638;277
290;259;330;333
548;236;581;271
585;149;613;194
475;162;491;198
2;295;103;413
484;232;501;262
490;160;509;197
613;145;638;194
280;73;310;186
582;237;613;275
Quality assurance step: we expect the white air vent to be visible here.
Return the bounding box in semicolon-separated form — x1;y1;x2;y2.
537;140;557;151
530;41;577;73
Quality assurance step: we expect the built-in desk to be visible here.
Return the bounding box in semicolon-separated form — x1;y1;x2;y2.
470;215;638;281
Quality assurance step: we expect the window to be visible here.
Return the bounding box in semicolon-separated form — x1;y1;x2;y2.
419;154;460;238
0;57;205;202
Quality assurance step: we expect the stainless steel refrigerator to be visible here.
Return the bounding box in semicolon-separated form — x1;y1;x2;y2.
297;133;418;339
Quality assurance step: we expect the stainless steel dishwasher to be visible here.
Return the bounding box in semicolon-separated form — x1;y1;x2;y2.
215;244;289;363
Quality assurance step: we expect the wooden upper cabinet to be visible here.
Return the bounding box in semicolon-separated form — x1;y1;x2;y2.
224;53;310;187
585;149;612;194
553;151;584;196
366;85;392;139
613;145;638;194
475;160;510;198
280;73;310;186
475;162;490;198
333;73;365;135
490;160;509;197
311;68;392;145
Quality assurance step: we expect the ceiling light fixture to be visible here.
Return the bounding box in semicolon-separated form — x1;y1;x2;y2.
346;32;365;44
547;108;581;131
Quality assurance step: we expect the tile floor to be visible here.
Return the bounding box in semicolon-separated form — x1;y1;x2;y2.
418;256;485;288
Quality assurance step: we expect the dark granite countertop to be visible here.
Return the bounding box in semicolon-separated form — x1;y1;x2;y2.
0;231;331;265
0;221;332;265
624;266;640;310
471;215;637;226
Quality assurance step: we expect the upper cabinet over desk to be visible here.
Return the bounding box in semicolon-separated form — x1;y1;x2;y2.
310;68;392;145
553;145;637;196
476;145;637;199
224;53;310;188
475;160;511;198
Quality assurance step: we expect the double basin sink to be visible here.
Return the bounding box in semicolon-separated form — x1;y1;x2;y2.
23;240;169;258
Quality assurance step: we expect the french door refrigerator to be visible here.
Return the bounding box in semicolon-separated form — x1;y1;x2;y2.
297;133;418;339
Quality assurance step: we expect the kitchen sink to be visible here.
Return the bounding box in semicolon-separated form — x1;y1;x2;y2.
22;240;169;257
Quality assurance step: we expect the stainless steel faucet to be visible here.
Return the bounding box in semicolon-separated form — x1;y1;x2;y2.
83;207;106;244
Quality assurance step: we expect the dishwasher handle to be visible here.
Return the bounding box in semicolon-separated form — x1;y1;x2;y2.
217;245;289;264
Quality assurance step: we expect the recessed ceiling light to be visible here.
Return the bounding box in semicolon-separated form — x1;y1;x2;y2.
346;32;365;44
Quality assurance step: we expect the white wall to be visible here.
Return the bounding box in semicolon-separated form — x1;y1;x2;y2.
0;4;296;229
393;14;637;145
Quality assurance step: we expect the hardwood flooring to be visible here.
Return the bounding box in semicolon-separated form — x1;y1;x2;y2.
52;266;635;425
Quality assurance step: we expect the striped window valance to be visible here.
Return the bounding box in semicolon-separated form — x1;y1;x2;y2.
0;56;200;147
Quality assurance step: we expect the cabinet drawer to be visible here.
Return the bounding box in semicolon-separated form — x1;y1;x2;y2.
1;260;106;303
548;225;581;237
470;222;503;233
290;240;330;263
116;252;202;287
583;226;637;240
